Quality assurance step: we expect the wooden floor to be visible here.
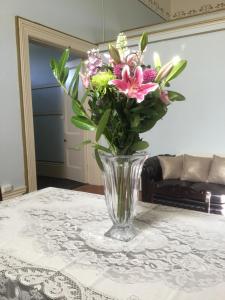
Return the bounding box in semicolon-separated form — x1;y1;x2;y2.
75;184;104;195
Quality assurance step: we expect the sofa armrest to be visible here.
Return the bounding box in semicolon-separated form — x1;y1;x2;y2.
141;156;162;203
142;156;162;182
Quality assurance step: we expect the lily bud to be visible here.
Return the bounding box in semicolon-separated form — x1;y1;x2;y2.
155;61;173;82
153;52;161;70
108;44;121;64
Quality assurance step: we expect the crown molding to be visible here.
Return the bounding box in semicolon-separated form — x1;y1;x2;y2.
139;0;225;21
139;0;170;20
172;2;225;20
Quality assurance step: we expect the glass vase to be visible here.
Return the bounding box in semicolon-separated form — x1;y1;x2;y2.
100;153;149;242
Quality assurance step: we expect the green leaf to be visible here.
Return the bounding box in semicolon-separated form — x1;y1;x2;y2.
165;81;170;87
136;120;157;133
93;144;111;153
139;32;148;53
165;60;187;83
96;109;111;142
80;89;89;104
131;141;149;152
50;59;59;78
72;99;86;116
60;67;69;84
69;64;81;99
95;149;103;171
131;115;140;128
108;44;121;64
58;48;70;77
168;91;185;101
74;139;92;150
71;116;96;131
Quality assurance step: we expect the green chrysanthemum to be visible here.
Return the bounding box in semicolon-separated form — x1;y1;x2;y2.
91;71;115;89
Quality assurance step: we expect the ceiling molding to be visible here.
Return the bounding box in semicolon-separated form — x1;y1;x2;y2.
172;2;225;20
139;0;225;21
138;0;171;20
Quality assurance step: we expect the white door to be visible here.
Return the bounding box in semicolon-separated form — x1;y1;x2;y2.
63;60;102;185
63;60;86;182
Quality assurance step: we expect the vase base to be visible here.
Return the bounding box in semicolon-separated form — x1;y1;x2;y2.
105;224;138;242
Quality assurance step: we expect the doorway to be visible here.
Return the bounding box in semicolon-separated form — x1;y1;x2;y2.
17;17;102;192
29;42;85;190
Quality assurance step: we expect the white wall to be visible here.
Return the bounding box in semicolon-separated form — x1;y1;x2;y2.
0;0;100;189
1;0;225;190
141;29;225;156
0;0;164;190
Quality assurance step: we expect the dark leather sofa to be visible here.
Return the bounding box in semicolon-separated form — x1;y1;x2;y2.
141;156;225;214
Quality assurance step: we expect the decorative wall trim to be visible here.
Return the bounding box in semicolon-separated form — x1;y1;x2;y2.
172;2;225;20
139;0;170;20
139;0;225;21
16;17;96;192
2;186;27;200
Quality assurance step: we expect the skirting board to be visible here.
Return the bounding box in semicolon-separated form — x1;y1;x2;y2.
37;161;65;178
2;186;27;200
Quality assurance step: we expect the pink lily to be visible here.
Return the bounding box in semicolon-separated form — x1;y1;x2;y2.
109;66;159;103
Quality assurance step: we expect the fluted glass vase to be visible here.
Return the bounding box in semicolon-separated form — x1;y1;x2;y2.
100;153;148;242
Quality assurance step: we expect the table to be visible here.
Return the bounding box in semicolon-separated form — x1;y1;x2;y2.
0;187;225;300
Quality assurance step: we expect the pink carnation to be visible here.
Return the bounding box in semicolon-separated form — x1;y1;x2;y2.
113;64;124;79
143;68;157;83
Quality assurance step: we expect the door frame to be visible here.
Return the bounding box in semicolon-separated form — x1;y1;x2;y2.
16;17;96;192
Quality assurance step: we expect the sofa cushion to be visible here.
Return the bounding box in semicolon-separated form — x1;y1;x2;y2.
208;155;225;185
181;154;212;182
158;155;183;180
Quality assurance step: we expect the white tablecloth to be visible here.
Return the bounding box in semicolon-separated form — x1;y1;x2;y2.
0;187;225;300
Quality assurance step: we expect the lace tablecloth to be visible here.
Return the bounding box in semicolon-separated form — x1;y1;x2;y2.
0;187;225;300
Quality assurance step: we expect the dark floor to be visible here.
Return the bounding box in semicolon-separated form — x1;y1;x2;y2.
37;176;85;190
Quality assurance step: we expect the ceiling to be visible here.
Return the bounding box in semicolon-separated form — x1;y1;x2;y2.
10;0;224;45
99;0;165;42
96;0;225;43
74;0;225;44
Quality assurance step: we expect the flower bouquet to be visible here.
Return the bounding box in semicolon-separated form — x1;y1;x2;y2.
51;32;187;241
